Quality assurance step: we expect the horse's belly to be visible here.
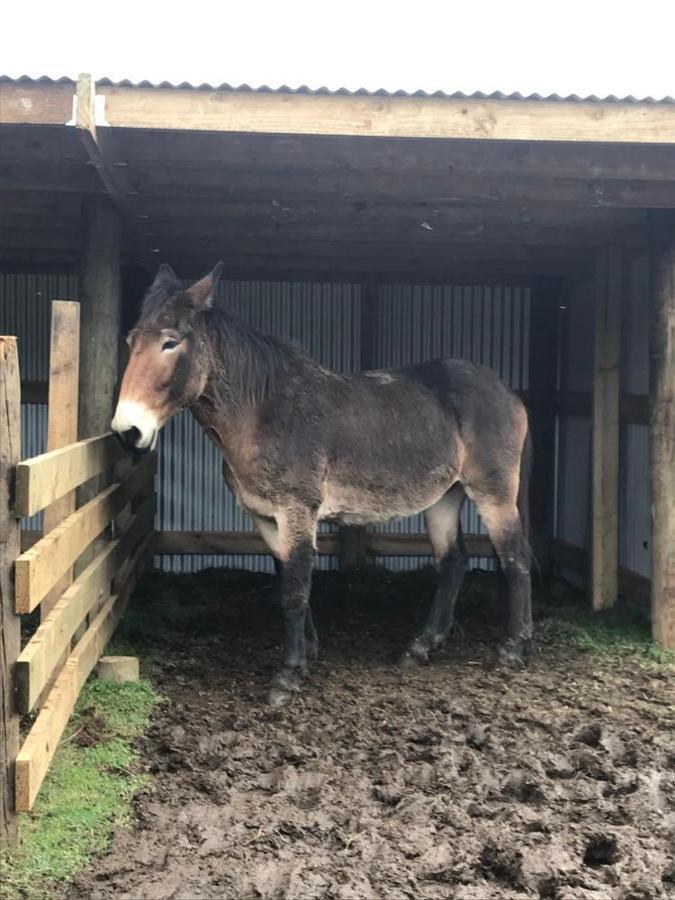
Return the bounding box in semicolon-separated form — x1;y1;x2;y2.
318;480;450;526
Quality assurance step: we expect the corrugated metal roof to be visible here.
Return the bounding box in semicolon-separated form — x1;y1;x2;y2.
2;74;674;104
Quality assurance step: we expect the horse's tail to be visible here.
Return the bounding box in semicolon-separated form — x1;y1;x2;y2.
517;424;533;564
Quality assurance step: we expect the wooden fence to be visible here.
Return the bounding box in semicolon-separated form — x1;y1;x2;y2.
0;303;155;846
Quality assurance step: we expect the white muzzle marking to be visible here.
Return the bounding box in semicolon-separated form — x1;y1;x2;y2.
111;401;159;451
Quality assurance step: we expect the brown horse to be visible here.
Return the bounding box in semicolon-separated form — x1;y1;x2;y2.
112;264;532;706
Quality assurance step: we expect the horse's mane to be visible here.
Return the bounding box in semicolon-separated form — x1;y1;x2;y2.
207;308;313;406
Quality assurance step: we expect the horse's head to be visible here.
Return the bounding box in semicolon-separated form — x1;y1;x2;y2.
111;262;223;453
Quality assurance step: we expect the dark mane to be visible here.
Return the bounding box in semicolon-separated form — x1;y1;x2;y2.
206;308;320;407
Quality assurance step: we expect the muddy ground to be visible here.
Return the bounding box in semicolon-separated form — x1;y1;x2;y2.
70;567;675;900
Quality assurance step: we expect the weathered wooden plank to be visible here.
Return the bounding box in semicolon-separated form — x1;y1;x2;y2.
0;82;74;126
529;278;563;570
15;433;123;519
14;532;151;812
78;197;122;448
556;390;649;424
591;248;622;610
41;301;80;621
154;530;495;558
550;538;650;610
15;493;155;713
14;453;155;614
0;337;21;847
113;130;675;182
99;86;675;144
649;214;675;649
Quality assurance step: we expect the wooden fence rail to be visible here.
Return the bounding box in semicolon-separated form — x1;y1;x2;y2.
0;307;156;846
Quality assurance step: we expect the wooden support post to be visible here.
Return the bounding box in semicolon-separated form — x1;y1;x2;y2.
0;337;21;847
78;196;121;443
42;302;80;616
591;248;622;610
339;275;377;569
649;213;675;649
528;277;563;573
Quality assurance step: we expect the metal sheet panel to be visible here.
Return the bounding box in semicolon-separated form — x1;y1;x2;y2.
0;273;79;381
555;414;591;549
20;403;47;532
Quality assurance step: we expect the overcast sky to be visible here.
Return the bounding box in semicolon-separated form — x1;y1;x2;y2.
2;1;674;99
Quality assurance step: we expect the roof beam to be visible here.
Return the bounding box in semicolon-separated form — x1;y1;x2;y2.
99;85;675;144
3;79;674;145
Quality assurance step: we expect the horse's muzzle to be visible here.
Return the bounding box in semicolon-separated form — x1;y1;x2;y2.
113;426;150;455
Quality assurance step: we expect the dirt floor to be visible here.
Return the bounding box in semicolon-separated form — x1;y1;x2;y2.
69;566;675;900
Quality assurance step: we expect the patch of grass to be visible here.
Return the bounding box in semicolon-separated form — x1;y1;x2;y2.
535;578;675;666
0;678;159;900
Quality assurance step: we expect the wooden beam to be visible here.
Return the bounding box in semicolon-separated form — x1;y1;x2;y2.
14;452;155;614
41;302;80;621
556;390;649;424
648;213;675;649
3;80;675;144
591;248;622;610
154;530;495;558
550;538;650;610
111;130;675;182
78;196;122;443
15;433;123;519
0;82;74;125
97;85;675;144
528;278;563;570
122;166;675;208
339;273;378;569
0;337;21;847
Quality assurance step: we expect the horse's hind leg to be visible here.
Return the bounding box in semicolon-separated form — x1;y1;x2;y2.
401;484;467;667
472;496;532;665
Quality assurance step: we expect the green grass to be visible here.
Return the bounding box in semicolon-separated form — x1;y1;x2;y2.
0;678;159;900
535;578;675;666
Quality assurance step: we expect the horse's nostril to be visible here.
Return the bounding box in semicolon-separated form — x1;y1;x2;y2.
114;426;141;449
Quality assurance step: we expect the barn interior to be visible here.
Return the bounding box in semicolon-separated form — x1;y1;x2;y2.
1;74;674;647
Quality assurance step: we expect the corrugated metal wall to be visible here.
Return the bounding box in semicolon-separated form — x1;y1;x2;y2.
5;268;649;582
555;256;651;578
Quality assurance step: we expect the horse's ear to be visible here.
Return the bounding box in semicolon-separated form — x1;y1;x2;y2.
185;261;224;311
150;263;177;290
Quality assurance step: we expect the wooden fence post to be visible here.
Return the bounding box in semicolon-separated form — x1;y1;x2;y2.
0;337;21;847
42;302;80;616
649;213;675;649
339;274;377;569
591;248;622;610
528;277;563;573
79;196;121;444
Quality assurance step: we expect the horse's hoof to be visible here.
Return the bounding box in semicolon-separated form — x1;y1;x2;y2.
497;640;526;668
268;686;294;708
400;641;430;669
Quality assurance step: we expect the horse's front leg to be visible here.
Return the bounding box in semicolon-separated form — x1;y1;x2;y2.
267;507;317;708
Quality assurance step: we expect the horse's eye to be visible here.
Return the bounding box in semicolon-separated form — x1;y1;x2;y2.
162;339;180;352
